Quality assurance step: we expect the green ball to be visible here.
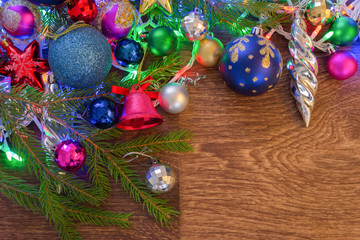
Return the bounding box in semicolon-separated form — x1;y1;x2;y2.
327;16;359;46
148;26;178;56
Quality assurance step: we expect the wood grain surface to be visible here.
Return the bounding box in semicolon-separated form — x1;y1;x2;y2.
2;31;360;240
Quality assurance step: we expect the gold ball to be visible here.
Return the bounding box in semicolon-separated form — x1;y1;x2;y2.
195;37;224;67
305;0;334;26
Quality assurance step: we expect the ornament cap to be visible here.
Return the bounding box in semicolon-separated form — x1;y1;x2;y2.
251;27;263;36
0;38;10;50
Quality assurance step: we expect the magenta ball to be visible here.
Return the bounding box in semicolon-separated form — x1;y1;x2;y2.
101;5;132;40
1;5;35;39
54;140;86;172
327;51;358;80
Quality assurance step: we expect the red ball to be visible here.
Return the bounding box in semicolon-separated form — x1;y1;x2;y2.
68;0;98;24
54;140;86;171
327;51;358;80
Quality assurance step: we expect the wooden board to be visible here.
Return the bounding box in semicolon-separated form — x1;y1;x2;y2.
2;32;360;240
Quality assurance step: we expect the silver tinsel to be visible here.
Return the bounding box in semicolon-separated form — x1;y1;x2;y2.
145;164;176;194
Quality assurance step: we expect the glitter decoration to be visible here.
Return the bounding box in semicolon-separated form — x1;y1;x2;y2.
48;26;112;89
0;0;42;40
95;0;134;40
181;9;208;41
54;140;86;172
145;163;176;194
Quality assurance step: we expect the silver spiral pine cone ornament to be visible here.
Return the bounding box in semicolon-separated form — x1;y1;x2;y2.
145;163;176;194
287;12;318;127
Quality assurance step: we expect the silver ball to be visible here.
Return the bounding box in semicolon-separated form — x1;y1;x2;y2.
181;10;208;41
145;164;176;194
159;83;189;114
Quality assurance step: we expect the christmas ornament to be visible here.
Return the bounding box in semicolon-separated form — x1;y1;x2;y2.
27;0;66;7
196;37;224;67
139;0;172;15
95;0;134;41
327;51;358;80
148;26;178;56
145;163;176;194
287;12;318;127
327;16;359;46
181;9;208;41
54;140;86;172
219;30;283;96
48;26;112;89
112;84;163;130
68;0;98;23
88;97;119;129
0;38;50;92
305;0;334;26
0;0;41;40
159;82;189;114
114;39;144;68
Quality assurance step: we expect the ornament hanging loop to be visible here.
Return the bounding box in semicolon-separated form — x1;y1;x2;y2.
123;147;158;164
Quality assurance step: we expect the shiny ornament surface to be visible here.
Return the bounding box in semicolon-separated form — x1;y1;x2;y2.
219;34;282;96
196;37;224;67
139;0;172;14
305;0;334;26
148;26;178;56
117;85;163;130
181;10;208;41
68;0;97;23
114;39;144;68
159;82;189;114
145;163;176;194
95;0;134;41
48;26;112;89
327;16;359;46
27;0;66;6
88;97;119;129
0;39;50;91
0;0;41;39
287;13;318;127
327;51;358;80
54;140;86;172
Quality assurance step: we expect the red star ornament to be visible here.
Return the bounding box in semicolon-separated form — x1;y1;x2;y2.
0;39;50;92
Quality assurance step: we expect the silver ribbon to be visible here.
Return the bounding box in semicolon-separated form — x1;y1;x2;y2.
287;12;318;127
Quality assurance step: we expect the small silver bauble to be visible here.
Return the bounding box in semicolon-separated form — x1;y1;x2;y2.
145;163;176;194
159;82;189;114
181;10;208;41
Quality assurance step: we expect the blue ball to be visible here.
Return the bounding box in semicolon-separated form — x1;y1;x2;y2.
219;34;283;96
88;97;119;129
48;26;112;89
114;39;144;68
27;0;66;7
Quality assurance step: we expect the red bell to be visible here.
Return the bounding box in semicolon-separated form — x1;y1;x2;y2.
117;85;163;130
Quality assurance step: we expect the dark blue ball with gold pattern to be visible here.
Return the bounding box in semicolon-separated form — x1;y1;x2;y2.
219;34;283;96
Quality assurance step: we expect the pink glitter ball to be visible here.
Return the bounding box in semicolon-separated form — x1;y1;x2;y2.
54;140;86;171
327;51;358;80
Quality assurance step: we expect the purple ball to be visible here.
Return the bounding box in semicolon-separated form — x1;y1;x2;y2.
54;140;86;172
327;51;358;80
101;4;132;40
1;5;35;39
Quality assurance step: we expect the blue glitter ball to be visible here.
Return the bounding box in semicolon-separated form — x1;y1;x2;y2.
48;26;112;89
114;39;144;68
88;97;119;129
219;34;283;96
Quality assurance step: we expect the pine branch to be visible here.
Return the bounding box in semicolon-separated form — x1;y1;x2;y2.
0;170;41;212
110;130;194;155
